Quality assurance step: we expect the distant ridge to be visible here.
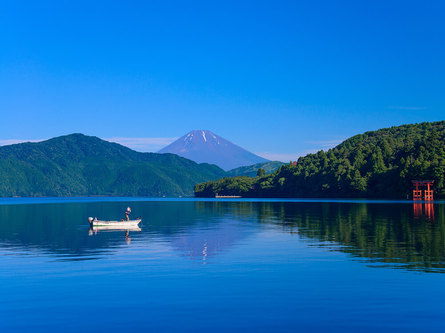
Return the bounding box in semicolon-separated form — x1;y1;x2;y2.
0;133;225;197
227;161;285;177
158;130;269;170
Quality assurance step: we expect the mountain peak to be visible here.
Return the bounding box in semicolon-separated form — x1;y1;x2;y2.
158;130;269;170
182;130;221;146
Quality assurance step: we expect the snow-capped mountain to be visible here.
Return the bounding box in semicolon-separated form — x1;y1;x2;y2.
158;130;269;170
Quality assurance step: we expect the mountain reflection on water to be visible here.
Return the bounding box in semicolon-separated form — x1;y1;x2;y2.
0;200;444;272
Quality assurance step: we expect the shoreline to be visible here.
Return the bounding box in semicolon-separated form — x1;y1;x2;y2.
0;196;444;206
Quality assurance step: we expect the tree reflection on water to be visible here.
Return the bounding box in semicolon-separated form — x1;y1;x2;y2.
196;201;445;272
0;199;443;272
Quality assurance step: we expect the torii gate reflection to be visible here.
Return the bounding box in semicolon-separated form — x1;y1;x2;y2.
413;202;435;221
412;180;435;220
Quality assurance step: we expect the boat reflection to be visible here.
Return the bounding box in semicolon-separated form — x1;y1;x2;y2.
88;225;141;244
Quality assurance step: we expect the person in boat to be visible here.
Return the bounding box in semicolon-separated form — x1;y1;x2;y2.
125;207;131;221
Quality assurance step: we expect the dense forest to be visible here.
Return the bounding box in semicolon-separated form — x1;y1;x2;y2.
195;121;445;198
0;134;225;197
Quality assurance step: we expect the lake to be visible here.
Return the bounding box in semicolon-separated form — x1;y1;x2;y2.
0;198;444;332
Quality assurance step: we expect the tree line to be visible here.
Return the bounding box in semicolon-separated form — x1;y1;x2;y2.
195;121;445;198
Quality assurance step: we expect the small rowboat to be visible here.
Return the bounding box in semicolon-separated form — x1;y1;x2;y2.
92;226;141;232
88;217;142;227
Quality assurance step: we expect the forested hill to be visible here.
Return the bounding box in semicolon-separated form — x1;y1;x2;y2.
226;161;285;177
0;134;225;197
195;121;445;198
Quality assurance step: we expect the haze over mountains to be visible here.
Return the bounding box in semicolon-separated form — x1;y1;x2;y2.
158;130;269;170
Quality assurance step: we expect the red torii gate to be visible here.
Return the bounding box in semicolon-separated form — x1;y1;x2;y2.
411;180;434;201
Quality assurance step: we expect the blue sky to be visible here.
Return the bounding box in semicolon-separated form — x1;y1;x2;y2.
0;0;444;161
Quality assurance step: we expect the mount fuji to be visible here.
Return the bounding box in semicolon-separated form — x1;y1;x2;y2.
158;130;269;170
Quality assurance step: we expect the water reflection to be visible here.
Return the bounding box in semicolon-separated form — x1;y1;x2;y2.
168;219;252;262
0;200;444;272
425;203;435;220
195;201;445;273
413;202;422;218
88;226;141;244
413;202;435;220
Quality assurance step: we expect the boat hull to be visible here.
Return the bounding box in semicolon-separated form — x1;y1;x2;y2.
92;226;141;232
90;219;142;227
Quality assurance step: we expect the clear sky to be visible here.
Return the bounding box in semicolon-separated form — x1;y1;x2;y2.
0;0;444;161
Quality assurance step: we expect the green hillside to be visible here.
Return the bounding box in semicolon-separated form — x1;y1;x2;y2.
226;161;285;177
195;121;445;198
0;134;225;197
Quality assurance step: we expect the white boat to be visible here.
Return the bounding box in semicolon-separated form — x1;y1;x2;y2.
88;217;142;227
92;225;141;232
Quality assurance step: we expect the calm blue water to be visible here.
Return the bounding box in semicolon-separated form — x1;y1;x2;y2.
1;198;444;332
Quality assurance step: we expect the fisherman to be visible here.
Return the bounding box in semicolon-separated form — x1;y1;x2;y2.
125;206;131;221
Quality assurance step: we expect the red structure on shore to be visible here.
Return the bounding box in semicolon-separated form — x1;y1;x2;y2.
411;180;434;200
